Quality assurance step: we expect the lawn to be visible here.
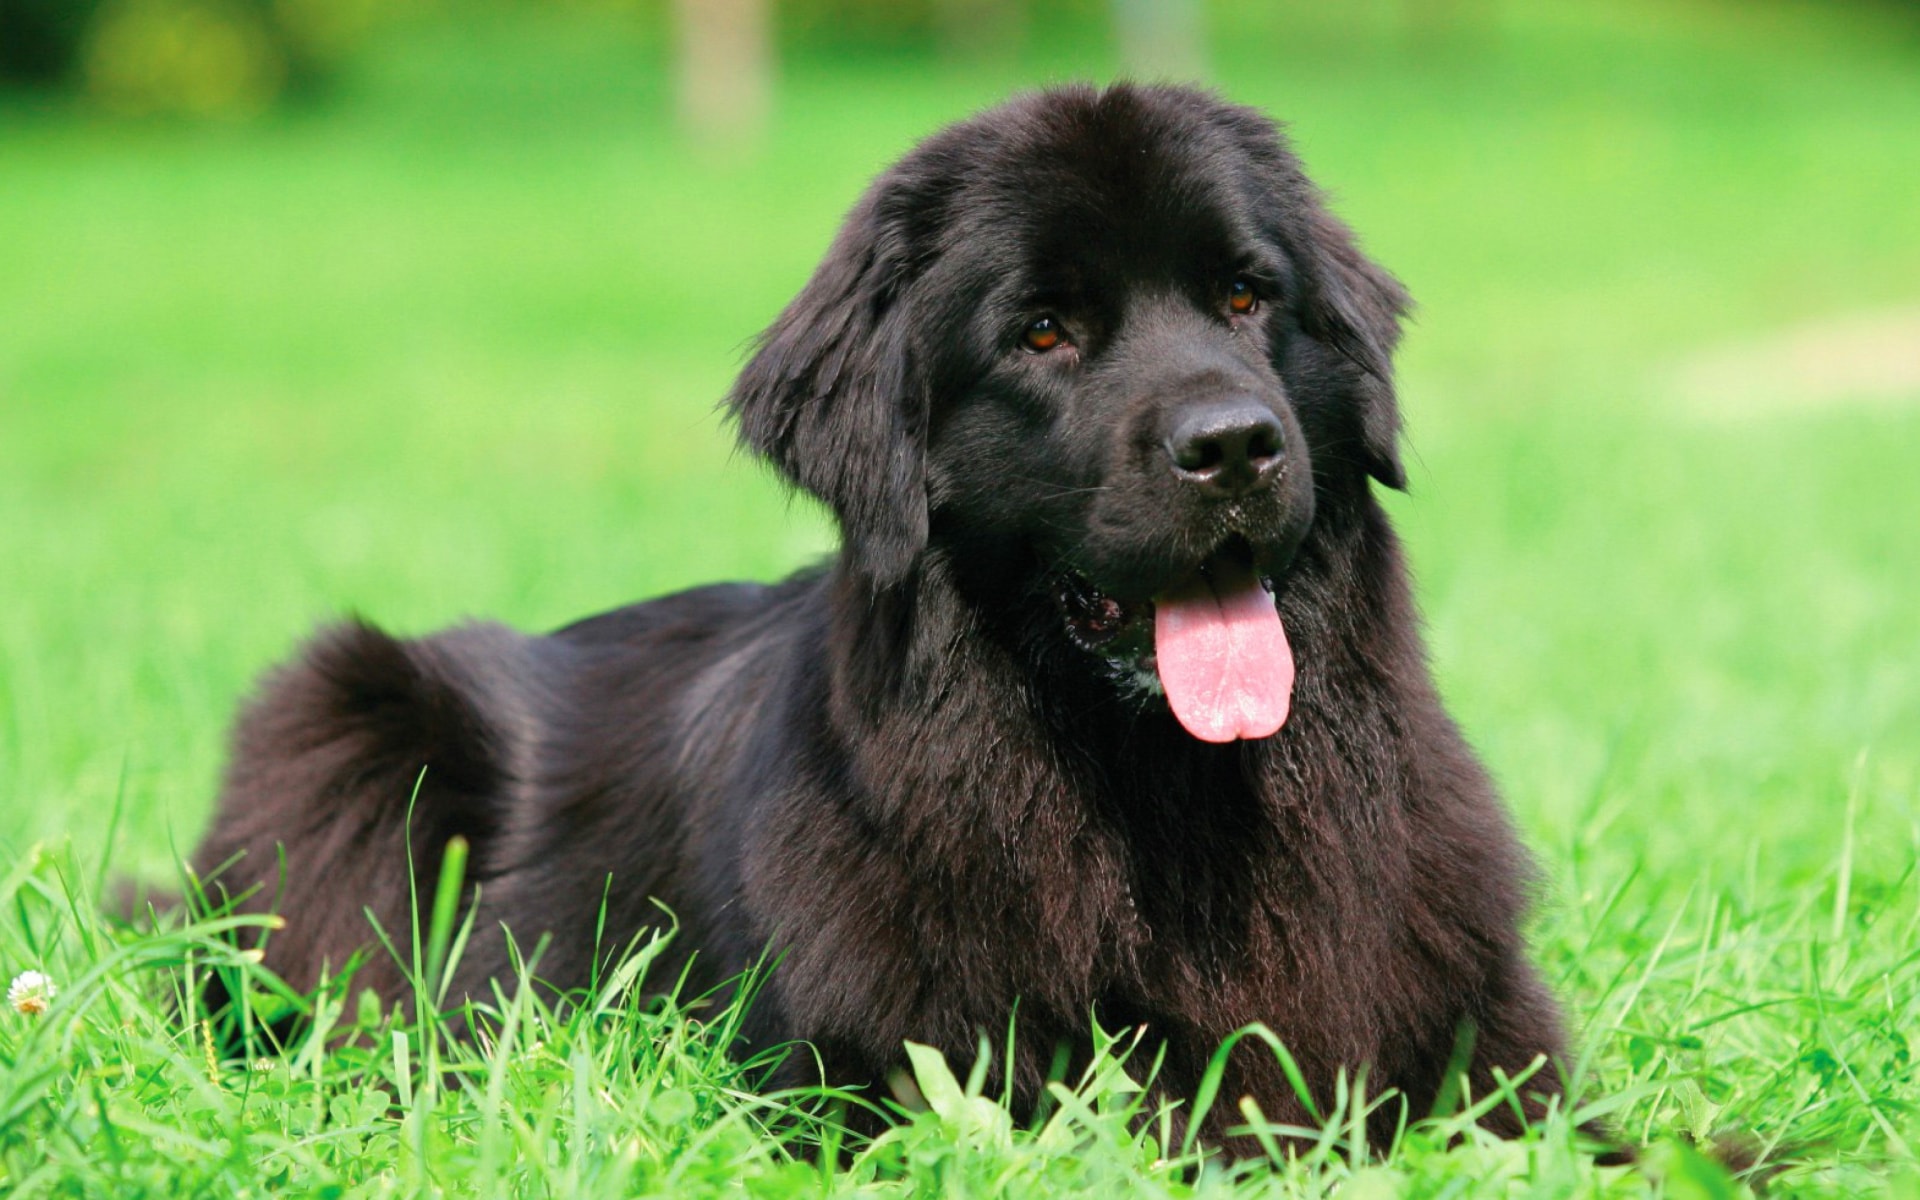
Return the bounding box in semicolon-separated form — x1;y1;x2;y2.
2;1;1918;1194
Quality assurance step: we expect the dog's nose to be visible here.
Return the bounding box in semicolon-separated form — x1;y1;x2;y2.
1165;400;1284;497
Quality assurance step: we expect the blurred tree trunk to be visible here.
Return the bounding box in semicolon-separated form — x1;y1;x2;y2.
1112;0;1206;82
933;0;1028;64
671;0;773;155
1402;0;1488;54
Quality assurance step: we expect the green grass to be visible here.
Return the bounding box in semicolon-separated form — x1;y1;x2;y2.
3;0;1919;1193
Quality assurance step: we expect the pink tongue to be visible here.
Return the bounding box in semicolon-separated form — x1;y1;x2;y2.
1153;557;1295;743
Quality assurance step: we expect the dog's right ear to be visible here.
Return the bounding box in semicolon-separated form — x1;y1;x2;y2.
1291;204;1412;492
727;183;929;587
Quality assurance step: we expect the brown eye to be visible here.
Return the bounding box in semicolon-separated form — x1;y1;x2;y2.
1023;316;1064;352
1228;278;1258;315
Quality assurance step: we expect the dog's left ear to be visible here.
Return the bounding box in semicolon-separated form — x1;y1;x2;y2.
1290;205;1412;492
726;183;930;585
1206;98;1412;491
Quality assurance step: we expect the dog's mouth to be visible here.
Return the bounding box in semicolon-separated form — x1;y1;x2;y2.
1055;538;1295;743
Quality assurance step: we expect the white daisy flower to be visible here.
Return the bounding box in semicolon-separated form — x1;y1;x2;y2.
8;970;57;1016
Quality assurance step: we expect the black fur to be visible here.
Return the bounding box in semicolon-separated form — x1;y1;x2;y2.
193;84;1590;1151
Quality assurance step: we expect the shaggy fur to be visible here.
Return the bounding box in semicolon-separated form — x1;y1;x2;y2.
193;83;1589;1150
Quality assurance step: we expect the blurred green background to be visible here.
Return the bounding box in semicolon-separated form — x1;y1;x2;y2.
3;0;1918;918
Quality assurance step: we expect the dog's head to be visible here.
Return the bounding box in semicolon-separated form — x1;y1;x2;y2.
729;84;1409;741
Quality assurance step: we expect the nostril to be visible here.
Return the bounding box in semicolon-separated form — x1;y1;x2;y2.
1175;438;1226;473
1245;423;1282;465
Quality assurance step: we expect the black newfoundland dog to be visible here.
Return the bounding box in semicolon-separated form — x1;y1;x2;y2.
193;83;1589;1150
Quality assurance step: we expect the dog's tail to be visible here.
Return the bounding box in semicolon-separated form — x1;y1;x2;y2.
189;619;538;999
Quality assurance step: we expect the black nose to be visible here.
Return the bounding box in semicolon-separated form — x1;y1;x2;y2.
1165;399;1285;497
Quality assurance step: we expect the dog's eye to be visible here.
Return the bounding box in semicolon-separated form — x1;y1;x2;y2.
1228;278;1258;316
1023;317;1065;352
